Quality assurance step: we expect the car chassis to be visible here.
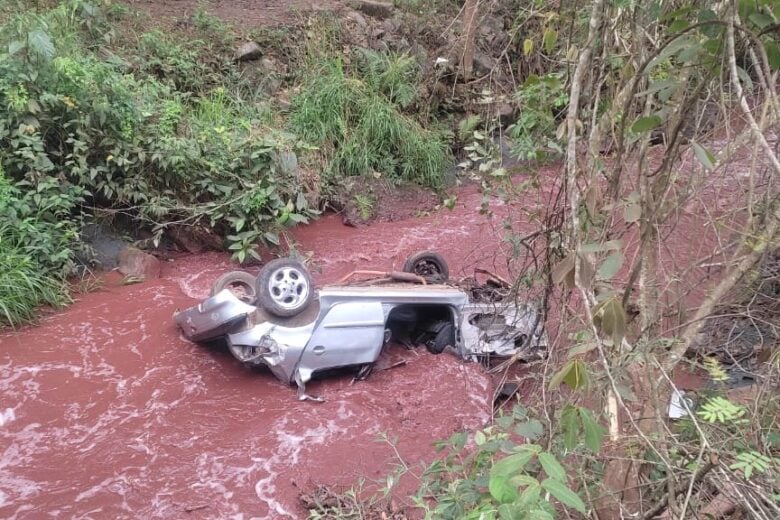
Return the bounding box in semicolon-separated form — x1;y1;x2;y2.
174;263;547;400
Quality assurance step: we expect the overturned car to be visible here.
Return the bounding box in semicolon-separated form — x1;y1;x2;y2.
174;252;547;399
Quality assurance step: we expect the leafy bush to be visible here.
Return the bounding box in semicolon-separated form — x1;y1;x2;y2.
0;167;71;326
290;51;449;188
0;1;315;271
508;73;569;161
412;404;603;519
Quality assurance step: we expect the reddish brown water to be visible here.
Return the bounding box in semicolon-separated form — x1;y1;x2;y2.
0;181;545;519
0;147;750;518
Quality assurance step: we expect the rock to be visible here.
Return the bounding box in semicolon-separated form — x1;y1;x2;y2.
345;10;368;28
79;224;129;270
276;150;299;176
382;17;399;34
480;14;505;35
497;102;516;126
235;41;262;62
354;0;393;19
409;42;427;63
117;247;161;279
473;52;495;76
169;225;222;254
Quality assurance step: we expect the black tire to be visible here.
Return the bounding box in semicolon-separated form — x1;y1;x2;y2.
256;258;314;317
426;322;455;354
402;251;449;283
211;271;258;304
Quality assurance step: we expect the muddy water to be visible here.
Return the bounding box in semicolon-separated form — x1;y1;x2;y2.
0;182;541;519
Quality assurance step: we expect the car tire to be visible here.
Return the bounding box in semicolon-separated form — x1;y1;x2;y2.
211;271;258;304
402;251;449;283
256;258;314;317
427;322;455;354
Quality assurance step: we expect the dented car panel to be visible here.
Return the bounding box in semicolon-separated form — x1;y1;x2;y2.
174;282;545;397
460;303;547;358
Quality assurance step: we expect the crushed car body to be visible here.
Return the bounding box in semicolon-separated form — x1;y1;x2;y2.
174;253;547;399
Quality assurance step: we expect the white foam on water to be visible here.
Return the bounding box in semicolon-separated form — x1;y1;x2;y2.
175;267;228;299
0;408;16;427
252;416;347;519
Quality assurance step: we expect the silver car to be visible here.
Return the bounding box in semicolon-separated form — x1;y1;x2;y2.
174;253;546;400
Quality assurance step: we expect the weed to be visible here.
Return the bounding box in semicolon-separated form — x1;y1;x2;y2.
353;193;375;221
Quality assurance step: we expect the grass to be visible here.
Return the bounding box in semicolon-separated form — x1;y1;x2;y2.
290;54;449;189
0;225;69;327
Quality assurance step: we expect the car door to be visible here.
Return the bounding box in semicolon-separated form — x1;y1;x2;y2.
295;301;387;377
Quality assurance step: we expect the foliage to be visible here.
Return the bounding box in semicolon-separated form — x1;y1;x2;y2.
290;51;449;188
0;167;71;325
0;1;316;286
508;73;568;161
412;404;602;519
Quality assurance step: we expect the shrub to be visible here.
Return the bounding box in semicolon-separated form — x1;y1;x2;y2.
508;72;569;161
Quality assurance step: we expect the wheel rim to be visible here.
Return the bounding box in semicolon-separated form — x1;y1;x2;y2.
267;267;309;311
226;281;255;303
413;260;441;277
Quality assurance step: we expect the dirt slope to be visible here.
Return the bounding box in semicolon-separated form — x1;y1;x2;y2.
123;0;345;27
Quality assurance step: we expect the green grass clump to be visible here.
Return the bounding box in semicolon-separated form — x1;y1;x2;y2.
290;53;449;188
0;224;69;327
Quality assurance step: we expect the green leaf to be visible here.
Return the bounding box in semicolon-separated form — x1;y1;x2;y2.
766;41;780;71
631;115;662;134
548;360;573;390
523;38;534;56
560;405;580;451
541;478;587;514
515;419;544;441
579;408;605;452
475;430;486;445
598;252;624;280
669;19;689;32
8;40;24;55
539;452;566;482
748;12;773;29
517;482;542;510
27;29;55;61
548;359;589;391
692;142;716;170
263;232;280;246
543;28;558;54
491;451;535;480
489;475;518;503
527;509;554;520
594;297;627;346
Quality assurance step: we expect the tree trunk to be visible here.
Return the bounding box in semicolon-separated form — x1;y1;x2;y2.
461;0;478;80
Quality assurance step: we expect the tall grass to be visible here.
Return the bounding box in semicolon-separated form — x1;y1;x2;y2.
290;54;449;188
0;224;69;327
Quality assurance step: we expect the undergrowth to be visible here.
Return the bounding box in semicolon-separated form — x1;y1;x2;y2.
290;49;449;188
0;0;313;321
